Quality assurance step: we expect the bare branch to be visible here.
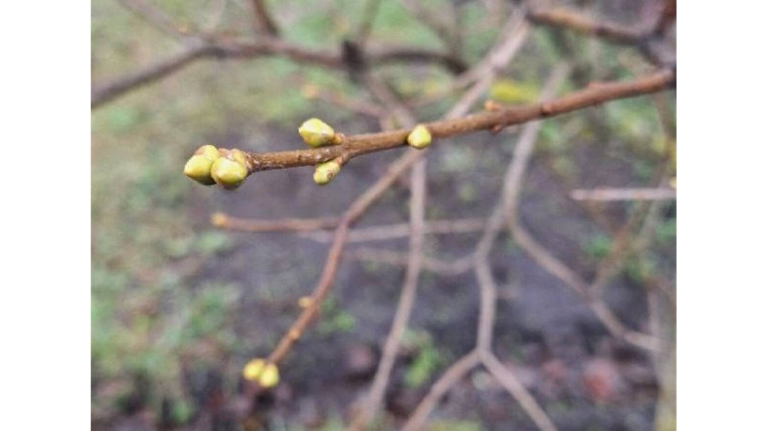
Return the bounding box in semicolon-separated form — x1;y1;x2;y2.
527;7;646;45
303;218;486;243
399;351;481;431
91;39;466;108
570;187;677;201
354;0;384;46
116;0;193;41
347;248;474;277
249;0;280;36
91;44;211;108
482;353;558;431
211;212;339;233
348;160;426;431
226;69;674;177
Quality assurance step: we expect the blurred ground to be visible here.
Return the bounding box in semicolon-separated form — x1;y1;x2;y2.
92;1;675;430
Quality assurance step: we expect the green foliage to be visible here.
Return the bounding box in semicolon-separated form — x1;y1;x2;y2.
624;255;658;284
319;297;358;335
656;217;677;245
583;233;613;261
402;330;447;388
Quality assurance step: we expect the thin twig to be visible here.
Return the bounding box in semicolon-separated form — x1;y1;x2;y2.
117;0;194;41
211;213;339;232
91;44;211;108
482;352;558;431
354;0;384;46
527;7;646;45
231;69;675;175
92;40;465;108
399;351;481;431
347;248;474;277
348;160;426;431
303;218;487;243
249;0;280;36
302;84;387;118
570;187;676;201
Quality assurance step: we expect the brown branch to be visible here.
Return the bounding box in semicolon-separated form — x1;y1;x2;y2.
211;212;339;233
211;211;486;241
353;0;384;46
249;0;280;36
652;0;677;38
302;84;387;118
399;351;481;431
91;44;211;108
92;40;465;109
527;7;646;45
117;0;193;41
231;69;674;176
303;218;486;243
348;160;426;431
366;46;469;74
347;248;474;277
264;149;424;366
482;352;558;431
570;187;677;201
526;3;676;66
262;9;529;379
400;0;463;58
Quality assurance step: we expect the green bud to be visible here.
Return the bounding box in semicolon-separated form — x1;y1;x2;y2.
211;150;248;190
197;144;221;161
407;125;432;149
299;118;337;147
183;145;221;186
313;160;341;185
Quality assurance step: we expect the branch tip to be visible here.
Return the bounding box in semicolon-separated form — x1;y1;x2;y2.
243;358;280;388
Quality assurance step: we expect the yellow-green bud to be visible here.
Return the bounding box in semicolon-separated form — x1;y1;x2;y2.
407;125;432;149
211;149;248;190
184;145;221;185
298;118;337;147
313;160;341;185
243;358;280;388
198;144;221;161
210;212;228;227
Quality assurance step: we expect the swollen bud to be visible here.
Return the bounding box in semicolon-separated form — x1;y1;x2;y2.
184;144;221;185
210;212;228;227
407;125;432;149
298;118;337;147
243;358;280;388
313;160;341;185
211;149;248;190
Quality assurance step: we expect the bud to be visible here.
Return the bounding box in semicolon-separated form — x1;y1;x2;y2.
298;118;337;147
243;358;280;389
211;149;248;190
259;363;280;388
184;145;221;185
298;296;313;308
313;160;341;185
210;212;228;227
407;125;432;149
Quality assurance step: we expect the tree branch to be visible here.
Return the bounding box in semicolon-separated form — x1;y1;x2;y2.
116;0;193;42
570;187;677;201
91;39;465;108
528;7;646;45
220;70;674;179
91;44;211;108
249;0;280;36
